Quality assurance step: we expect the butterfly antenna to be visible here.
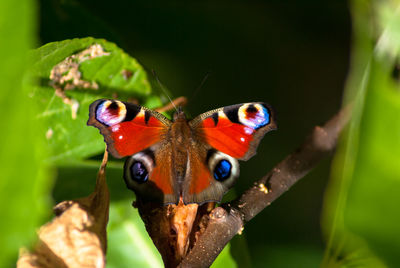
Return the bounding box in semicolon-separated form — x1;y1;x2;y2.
152;70;178;113
188;71;211;105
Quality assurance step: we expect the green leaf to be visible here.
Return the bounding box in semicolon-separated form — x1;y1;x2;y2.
0;0;53;266
106;201;164;268
322;0;400;267
230;234;252;267
343;60;400;267
211;243;237;268
29;37;162;164
252;243;323;268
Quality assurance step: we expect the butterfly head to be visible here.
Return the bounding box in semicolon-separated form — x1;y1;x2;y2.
173;106;187;121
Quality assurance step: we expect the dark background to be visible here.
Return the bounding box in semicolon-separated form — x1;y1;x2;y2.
42;0;350;266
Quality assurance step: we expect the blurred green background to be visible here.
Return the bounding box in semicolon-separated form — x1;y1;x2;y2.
1;0;399;267
41;1;348;266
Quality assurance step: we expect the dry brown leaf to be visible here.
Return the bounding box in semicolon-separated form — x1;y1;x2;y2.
17;150;109;268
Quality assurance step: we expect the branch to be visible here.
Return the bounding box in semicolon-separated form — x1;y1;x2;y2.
179;106;351;267
155;96;187;113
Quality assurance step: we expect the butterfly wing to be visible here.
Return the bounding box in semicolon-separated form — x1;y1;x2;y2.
88;99;171;158
182;144;240;204
190;102;277;161
124;143;179;204
88;99;178;204
183;102;276;204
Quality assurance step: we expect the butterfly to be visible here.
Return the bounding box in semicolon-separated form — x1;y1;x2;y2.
88;99;276;205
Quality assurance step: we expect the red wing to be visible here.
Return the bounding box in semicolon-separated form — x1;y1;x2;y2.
190;103;277;161
124;145;179;205
199;117;254;159
187;152;213;195
151;150;174;196
182;145;240;205
88;99;171;158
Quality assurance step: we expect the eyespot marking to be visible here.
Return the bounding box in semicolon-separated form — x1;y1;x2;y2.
245;104;258;116
207;150;239;183
96;100;127;126
124;151;155;188
130;161;149;183
214;160;232;181
238;103;270;129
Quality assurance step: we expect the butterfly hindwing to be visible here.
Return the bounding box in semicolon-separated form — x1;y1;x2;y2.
182;146;240;204
124;144;179;204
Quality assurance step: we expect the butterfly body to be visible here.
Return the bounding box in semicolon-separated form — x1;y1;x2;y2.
88;99;276;205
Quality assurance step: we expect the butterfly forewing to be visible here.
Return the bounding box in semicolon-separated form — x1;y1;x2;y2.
88;99;171;158
189;102;277;161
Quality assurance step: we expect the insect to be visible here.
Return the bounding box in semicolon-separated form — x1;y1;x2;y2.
88;99;276;205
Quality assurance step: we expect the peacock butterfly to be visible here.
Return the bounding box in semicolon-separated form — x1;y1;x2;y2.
88;99;277;205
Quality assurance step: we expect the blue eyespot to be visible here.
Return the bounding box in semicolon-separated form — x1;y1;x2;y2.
95;100;126;126
214;160;232;181
255;106;270;129
130;161;149;183
237;103;271;130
